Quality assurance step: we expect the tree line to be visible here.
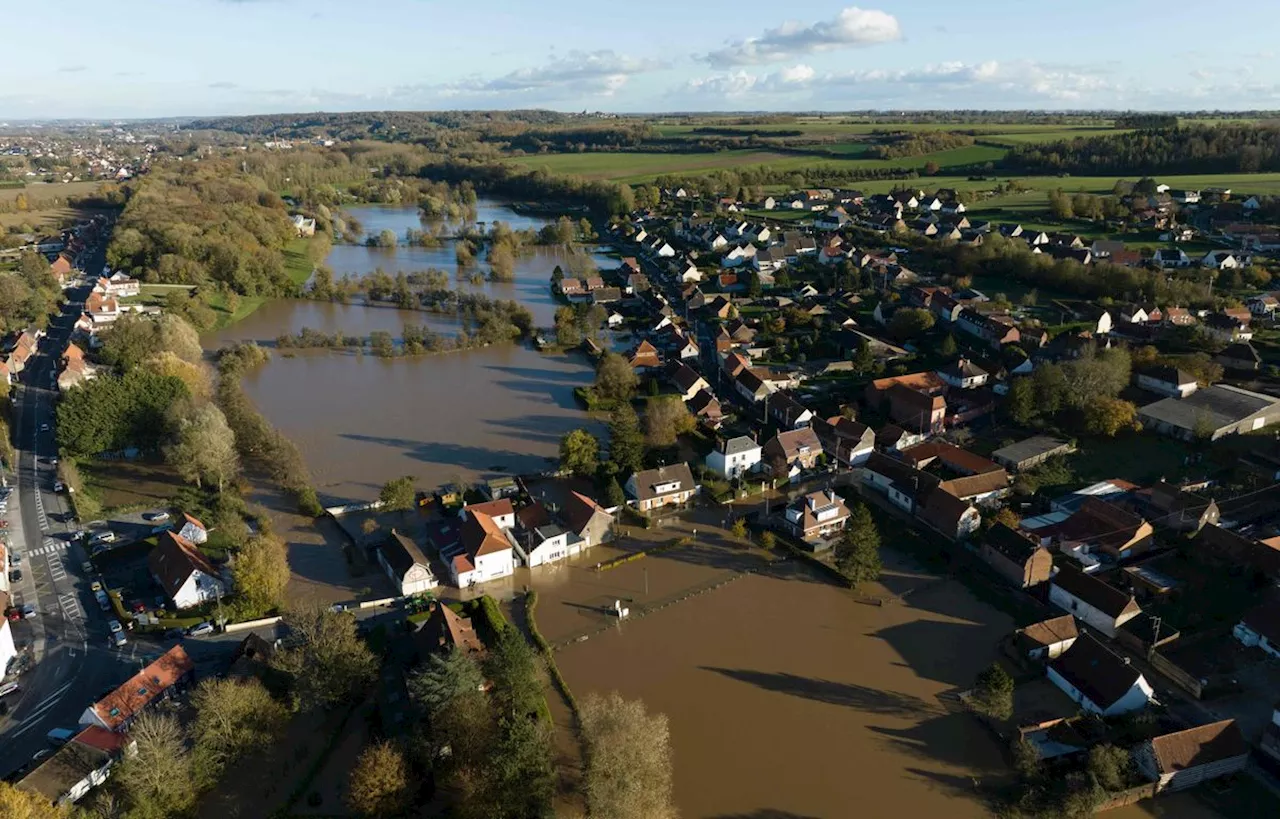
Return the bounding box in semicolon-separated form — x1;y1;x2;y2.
1006;124;1280;174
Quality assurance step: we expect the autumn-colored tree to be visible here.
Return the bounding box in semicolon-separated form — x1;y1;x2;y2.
644;395;695;447
233;533;290;615
580;692;677;819
347;741;414;817
191;676;287;775
559;428;600;477
1082;397;1138;437
0;782;71;819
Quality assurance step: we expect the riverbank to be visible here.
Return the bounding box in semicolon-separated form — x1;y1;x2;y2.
204;238;319;333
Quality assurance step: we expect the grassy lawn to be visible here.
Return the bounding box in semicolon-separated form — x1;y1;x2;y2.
1069;433;1196;486
205;237;315;332
119;284;194;308
78;458;187;512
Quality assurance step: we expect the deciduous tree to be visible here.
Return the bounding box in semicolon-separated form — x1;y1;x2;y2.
191;677;287;775
559;428;599;477
580;692;677;819
164;401;239;492
379;475;416;511
114;711;197;817
644;395;695;447
888;307;935;340
233;533;290;616
594;352;638;404
0;782;71;819
971;662;1014;721
1087;744;1131;792
270;605;378;710
347;741;414;818
1082;397;1138;437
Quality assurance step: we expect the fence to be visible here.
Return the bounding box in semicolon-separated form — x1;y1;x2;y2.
1148;650;1204;699
1095;783;1158;812
223;615;282;633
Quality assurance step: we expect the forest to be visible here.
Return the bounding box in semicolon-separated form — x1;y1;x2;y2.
1006;124;1280;174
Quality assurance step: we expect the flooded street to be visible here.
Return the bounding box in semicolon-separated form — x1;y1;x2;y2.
204;200;608;502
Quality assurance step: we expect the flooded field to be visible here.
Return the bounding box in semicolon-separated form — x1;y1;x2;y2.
550;534;1016;819
203;200;608;501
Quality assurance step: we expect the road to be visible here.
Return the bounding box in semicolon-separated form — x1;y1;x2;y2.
0;237;152;779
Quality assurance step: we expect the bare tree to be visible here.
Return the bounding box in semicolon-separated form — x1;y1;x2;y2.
114;711;197;817
191;677;288;775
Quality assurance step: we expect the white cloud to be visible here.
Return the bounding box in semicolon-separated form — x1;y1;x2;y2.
704;7;902;67
679;60;1120;107
476;50;666;97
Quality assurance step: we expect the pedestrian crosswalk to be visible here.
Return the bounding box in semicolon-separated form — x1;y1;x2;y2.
29;541;67;557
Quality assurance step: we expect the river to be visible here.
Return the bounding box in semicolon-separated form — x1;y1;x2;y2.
205;200;608;503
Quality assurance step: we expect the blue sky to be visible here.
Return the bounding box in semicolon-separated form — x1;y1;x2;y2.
2;0;1277;118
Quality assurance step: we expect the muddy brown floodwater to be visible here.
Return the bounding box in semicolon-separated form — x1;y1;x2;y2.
552;543;1016;819
204;201;610;502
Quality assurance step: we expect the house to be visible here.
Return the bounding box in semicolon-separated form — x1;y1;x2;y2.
980;524;1054;588
85;292;120;324
1047;634;1154;716
1049;563;1142;638
1136;366;1199;398
734;367;774;403
956;309;1020;349
768;391;814;429
17;726;131;806
887;384;947;435
627;340;663;371
784;490;851;543
1200;250;1240;270
446;506;516;587
1246;294;1279;317
1203;312;1252;343
688;389;723;427
762;427;824;479
1136;481;1219;533
1055;497;1154;562
991;436;1075;472
1232;599;1280;659
916;486;982;540
706;436;762;479
462;498;518;531
936;358;989;389
1015;614;1079;661
1215;342;1261;373
1134;721;1248;792
413;601;484;660
559;490;613;550
177;513;208;545
1138;384;1280;441
80;645;195;732
666;361;710;402
377;530;438;596
626;463;698;512
1154;248;1191;269
811;415;875;467
148;531;225;610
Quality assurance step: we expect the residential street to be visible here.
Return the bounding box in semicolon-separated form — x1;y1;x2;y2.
0;241;144;780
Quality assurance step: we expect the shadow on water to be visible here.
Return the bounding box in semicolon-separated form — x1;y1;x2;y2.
869;714;994;769
486;416;584;445
482;364;586;382
699;667;934;717
872;619;993;688
494;378;582;409
337;434;527;476
711;812;824;819
904;767;989;801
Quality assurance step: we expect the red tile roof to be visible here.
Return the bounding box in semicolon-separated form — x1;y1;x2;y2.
89;645;193;730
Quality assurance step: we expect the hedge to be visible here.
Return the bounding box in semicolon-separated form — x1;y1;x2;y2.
525;591;578;718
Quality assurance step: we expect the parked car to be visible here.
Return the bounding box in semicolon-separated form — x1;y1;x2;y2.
53;481;65;492
0;681;21;698
108;619;126;647
5;608;19;621
19;603;35;618
81;560;94;574
8;569;21;583
143;511;170;523
39;423;49;432
187;622;214;637
89;531;116;546
7;551;18;566
131;601;146;614
46;727;75;746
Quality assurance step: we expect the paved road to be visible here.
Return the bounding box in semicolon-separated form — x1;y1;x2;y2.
0;240;151;779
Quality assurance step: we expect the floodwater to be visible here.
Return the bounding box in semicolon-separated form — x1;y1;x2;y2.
204;200;608;502
553;542;1017;819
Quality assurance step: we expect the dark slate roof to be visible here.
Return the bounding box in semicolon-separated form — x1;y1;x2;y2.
1049;633;1144;711
1051;562;1139;620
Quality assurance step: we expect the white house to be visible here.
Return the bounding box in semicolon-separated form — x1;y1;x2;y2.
1232;600;1280;659
1201;250;1240;270
936;358;989;390
1048;563;1142;638
445;507;516;588
706;436;762;479
1154;248;1191;269
626;463;698;511
1047;634;1154;716
517;524;573;568
1015;614;1079;661
147;531;225;610
377;530;438;596
1136;366;1199;399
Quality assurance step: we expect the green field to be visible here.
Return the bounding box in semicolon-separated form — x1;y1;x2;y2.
508;144;1006;184
205;238;315;332
980;128;1131;145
